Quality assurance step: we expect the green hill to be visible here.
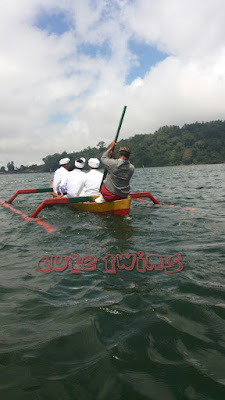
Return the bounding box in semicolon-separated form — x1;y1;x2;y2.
2;120;224;173
123;120;225;167
41;120;225;171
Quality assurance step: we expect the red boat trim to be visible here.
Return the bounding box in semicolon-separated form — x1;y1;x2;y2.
110;208;129;215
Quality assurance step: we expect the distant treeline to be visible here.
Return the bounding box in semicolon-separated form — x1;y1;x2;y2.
1;120;225;173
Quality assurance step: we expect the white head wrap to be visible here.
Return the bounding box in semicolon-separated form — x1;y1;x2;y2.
75;157;85;169
59;157;70;165
88;158;100;169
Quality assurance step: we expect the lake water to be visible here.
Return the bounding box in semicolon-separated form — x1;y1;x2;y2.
0;164;225;399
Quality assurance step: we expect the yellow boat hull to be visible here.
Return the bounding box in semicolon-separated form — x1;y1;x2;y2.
71;196;131;215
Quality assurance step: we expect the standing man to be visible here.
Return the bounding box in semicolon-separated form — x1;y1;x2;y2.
53;157;70;195
81;158;103;196
96;141;134;202
60;157;86;197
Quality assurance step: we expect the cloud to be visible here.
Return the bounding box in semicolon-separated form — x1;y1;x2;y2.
0;0;225;167
124;0;225;58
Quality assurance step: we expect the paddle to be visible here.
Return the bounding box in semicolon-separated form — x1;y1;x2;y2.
100;105;127;188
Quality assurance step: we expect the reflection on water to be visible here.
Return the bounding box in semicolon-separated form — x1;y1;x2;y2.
100;214;134;240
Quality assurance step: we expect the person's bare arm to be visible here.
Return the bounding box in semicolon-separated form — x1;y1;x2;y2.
106;140;117;154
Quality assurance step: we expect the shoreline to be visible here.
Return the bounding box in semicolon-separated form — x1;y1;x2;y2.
0;170;45;174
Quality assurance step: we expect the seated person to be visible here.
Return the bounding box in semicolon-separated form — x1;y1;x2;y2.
80;158;103;196
59;157;86;197
96;141;134;202
53;157;70;194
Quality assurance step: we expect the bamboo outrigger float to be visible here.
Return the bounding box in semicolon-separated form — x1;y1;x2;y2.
0;187;160;232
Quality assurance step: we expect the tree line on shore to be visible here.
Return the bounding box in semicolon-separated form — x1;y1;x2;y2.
1;120;225;173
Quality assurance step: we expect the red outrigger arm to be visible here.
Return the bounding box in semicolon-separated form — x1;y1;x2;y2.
30;196;94;218
130;192;160;204
7;188;53;204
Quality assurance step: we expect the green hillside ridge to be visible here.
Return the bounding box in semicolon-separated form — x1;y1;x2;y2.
1;120;225;173
42;120;225;171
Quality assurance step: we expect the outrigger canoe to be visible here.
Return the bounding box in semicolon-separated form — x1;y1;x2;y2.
0;188;160;232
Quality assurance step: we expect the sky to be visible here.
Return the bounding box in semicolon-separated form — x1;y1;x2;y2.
1;0;225;167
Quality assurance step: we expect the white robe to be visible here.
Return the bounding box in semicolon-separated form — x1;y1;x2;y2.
81;169;103;196
53;166;69;194
60;169;86;197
